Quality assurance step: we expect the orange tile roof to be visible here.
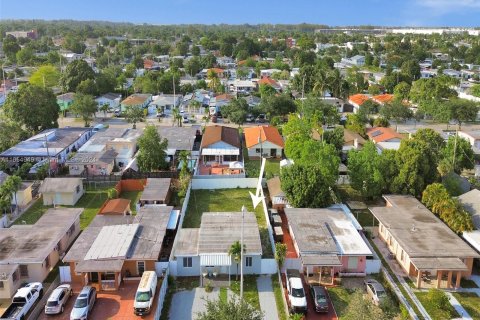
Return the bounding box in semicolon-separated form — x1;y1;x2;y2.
99;198;131;215
348;94;369;106
121;94;151;106
258;77;280;87
366;127;404;143
201;125;240;148
208;68;225;74
244;126;285;148
143;59;155;69
372;94;394;104
215;93;234;101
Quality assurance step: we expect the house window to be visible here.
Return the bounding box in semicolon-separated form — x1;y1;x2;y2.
255;148;261;153
183;257;193;268
137;261;145;276
19;265;29;278
245;257;253;267
223;155;237;162
0;281;4;289
44;256;50;269
76;185;80;194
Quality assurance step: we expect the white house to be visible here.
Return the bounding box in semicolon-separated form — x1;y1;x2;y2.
244;126;284;159
39;178;84;206
341;55;365;67
95;93;122;110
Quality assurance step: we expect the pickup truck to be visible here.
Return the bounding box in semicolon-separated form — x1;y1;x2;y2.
285;269;307;314
0;282;43;320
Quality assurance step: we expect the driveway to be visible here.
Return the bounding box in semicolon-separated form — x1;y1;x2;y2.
37;281;158;320
169;287;219;320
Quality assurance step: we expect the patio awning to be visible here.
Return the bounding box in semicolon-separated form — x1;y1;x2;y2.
200;254;232;266
301;254;342;266
167;210;180;230
202;148;239;156
75;259;124;273
410;257;468;271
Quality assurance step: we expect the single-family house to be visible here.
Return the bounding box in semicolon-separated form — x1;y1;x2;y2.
63;205;175;291
151;94;183;114
458;131;480;154
120;93;152;112
366;127;404;152
139;178;172;205
457;189;480;256
260;69;281;78
267;176;289;209
348;94;369;113
343;129;366;153
372;94;394;105
285;205;378;285
57;92;75;112
370;195;479;288
66;149;118;176
257;77;282;92
157;126;202;163
0;171;33;209
99;198;131;216
173;212;262;282
40;177;84;206
244;126;284;159
0;127;93;167
341;55;365;67
0;208;82;299
228;80;256;94
95;93;122;111
199;126;242;175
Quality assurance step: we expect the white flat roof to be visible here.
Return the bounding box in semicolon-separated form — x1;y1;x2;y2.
84;224;139;260
463;231;480;253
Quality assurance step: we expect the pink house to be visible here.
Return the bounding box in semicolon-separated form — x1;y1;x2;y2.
285;206;378;285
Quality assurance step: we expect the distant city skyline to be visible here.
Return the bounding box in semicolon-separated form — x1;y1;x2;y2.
0;0;480;27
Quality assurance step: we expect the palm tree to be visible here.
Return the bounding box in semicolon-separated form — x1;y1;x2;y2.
327;69;342;98
229;241;245;280
178;150;190;173
207;69;220;92
100;104;109;118
312;68;328;98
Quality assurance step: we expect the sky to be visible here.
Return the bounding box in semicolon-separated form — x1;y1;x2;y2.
0;0;480;27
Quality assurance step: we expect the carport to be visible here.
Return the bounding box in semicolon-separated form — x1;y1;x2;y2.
302;254;343;285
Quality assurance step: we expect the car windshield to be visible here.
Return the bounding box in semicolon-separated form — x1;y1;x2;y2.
136;291;151;302
74;298;88;308
316;294;327;303
46;301;58;307
292;288;305;298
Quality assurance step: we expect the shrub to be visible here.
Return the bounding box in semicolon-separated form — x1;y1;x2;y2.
427;288;450;310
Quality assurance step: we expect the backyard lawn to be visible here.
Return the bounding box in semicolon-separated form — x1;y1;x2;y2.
452;292;480;319
14;187;110;229
185;188;273;257
244;158;281;178
415;292;459;320
353;209;378;228
328;286;354;317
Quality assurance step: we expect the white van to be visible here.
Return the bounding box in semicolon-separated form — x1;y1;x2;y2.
133;271;157;316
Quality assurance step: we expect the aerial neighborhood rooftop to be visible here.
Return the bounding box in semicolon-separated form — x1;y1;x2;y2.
1;14;480;320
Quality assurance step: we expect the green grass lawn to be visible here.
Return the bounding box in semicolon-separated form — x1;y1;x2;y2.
15;187;110;230
230;276;260;311
271;274;288;320
415;292;459;320
328;286;354;317
335;185;364;202
461;278;479;289
185;188;273;258
452;292;480;319
244;158;281;179
119;191;142;213
219;287;228;304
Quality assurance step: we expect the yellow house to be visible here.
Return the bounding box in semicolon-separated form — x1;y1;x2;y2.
40;178;84;206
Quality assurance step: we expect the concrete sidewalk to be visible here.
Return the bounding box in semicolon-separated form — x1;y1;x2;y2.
446;292;473;320
257;275;279;320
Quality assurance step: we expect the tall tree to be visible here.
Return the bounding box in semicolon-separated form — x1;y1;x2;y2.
70;94;97;127
258;94;296;118
125;105;145;129
60;60;95;92
222;98;249;127
207;69;220;92
29;65;60;89
136;126;168;172
228;240;245;280
440;136;475;174
3;84;60;134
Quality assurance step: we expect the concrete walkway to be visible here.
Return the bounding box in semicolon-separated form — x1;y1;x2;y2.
446;292;473;320
256;275;279;320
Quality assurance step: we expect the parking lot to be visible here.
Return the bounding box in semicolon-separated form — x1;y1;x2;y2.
37;281;158;320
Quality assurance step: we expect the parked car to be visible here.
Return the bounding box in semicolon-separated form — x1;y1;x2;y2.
364;279;387;305
156;111;165;118
70;286;96;320
310;285;329;313
1;282;43;320
113;109;121;117
45;284;72;315
134;271;158;315
256;114;266;123
246;114;254;122
286;269;307;314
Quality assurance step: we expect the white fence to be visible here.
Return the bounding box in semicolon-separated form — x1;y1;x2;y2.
153;268;170;320
366;259;382;274
168;260;178;277
0;215;7;228
192;177;258;189
59;266;71;283
155;262;170;276
260;259;277;274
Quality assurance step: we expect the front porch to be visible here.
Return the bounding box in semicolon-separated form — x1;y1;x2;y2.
198;254;234;287
81;271;122;291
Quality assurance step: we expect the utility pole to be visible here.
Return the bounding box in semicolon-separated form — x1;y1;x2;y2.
453;130;458;171
240;205;246;300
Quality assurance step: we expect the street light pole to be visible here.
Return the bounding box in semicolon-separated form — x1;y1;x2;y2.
240;205;246;300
